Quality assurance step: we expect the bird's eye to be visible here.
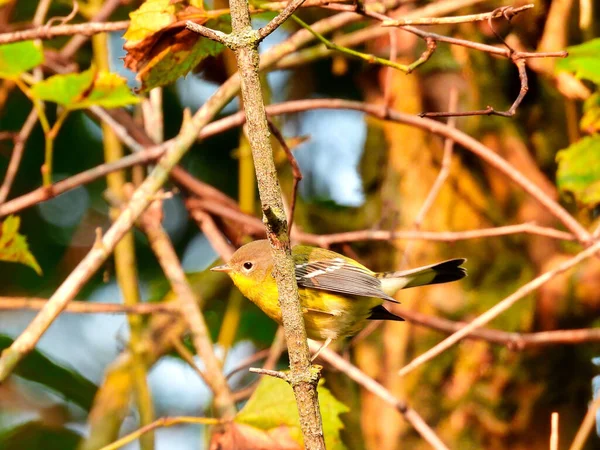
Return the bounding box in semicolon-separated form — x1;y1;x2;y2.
243;262;254;271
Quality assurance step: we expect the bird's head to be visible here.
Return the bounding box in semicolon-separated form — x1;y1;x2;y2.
211;240;274;291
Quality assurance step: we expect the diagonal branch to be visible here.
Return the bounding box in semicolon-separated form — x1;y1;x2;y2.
397;239;600;377
139;201;236;417
257;0;307;41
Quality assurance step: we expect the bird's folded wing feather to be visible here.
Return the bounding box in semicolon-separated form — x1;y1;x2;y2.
294;258;399;303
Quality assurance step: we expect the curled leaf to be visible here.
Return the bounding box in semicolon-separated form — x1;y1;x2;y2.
123;0;228;92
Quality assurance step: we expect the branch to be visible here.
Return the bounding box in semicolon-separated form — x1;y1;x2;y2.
98;416;221;450
0;297;178;314
200;0;325;444
0;109;38;204
0;20;129;45
139;201;236;418
257;0;307;41
382;4;533;26
311;343;450;450
398;239;600;377
396;307;600;349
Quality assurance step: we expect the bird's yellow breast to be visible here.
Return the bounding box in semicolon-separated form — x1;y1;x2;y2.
229;272;383;341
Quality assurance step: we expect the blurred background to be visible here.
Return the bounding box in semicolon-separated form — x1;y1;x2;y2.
1;0;599;449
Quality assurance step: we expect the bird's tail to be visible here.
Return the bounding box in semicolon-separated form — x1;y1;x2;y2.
376;258;467;296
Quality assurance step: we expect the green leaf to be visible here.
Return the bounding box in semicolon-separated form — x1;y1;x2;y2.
30;67;139;110
0;216;41;275
236;376;349;450
581;93;600;134
0;335;98;411
0;41;44;79
0;422;81;450
556;135;600;207
556;38;600;85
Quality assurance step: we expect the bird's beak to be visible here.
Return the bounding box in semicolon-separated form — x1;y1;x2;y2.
211;264;231;273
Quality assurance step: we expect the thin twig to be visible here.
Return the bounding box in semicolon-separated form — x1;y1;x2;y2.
0;297;178;314
398;240;600;377
311;343;449;450
568;395;600;450
140;201;236;418
0;20;129;45
551;412;559;450
257;0;308;41
0;109;39;204
98;416;221;450
382;4;533;26
413;88;458;227
0;146;165;217
171;337;210;386
267;119;302;229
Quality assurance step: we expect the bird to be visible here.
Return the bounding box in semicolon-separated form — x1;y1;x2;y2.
212;239;466;359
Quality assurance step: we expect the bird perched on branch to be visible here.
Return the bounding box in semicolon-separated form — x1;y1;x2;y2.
212;239;466;359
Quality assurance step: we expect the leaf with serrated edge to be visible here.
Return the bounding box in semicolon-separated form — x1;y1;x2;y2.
31;68;139;110
556;135;600;207
0;216;41;275
0;41;44;79
236;376;349;450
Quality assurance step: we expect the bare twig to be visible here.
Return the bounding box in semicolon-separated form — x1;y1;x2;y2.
267;119;303;229
0;146;164;217
551;412;559;450
398;240;600;377
0;109;39;204
413;87;458;227
0;297;178;314
382;4;533;26
395;307;600;348
3;296;599;348
257;0;307;41
569;395;600;450
140;202;236;417
98;416;221;450
311;343;449;450
0;20;129;45
189;209;236;261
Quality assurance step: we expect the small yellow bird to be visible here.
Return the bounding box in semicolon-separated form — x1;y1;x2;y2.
212;239;466;357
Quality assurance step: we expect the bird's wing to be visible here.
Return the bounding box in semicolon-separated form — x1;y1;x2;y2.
294;258;399;303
